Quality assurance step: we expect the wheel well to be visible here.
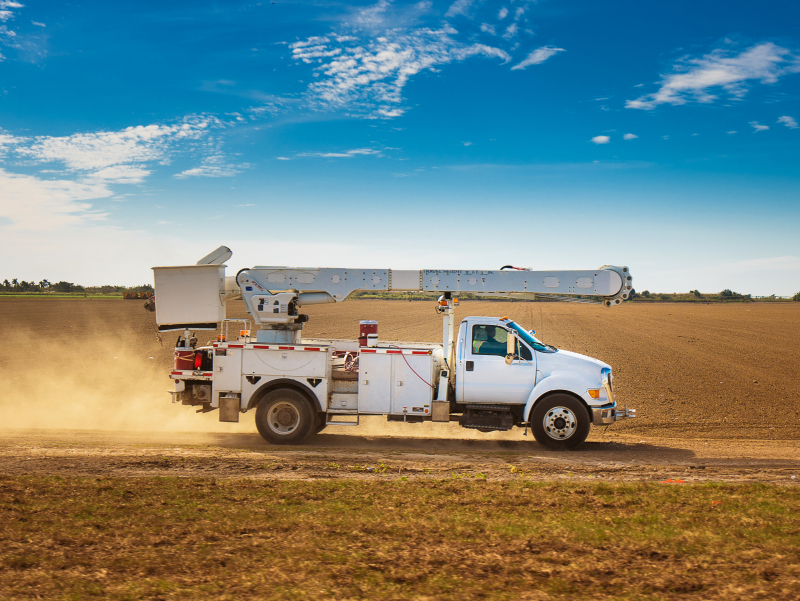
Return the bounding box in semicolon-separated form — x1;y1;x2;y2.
527;390;590;422
248;379;322;412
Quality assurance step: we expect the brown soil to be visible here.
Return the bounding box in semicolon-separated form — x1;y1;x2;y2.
1;298;799;481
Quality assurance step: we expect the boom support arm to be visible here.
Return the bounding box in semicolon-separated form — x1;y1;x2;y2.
236;265;632;325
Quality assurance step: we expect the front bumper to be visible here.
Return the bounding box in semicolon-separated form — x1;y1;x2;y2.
591;403;636;425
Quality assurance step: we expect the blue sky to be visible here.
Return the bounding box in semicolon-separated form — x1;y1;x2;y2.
1;0;799;295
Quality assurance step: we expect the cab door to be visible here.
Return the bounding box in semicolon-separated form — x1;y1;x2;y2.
459;323;536;405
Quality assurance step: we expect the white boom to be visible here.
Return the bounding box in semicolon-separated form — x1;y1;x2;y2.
229;256;632;371
153;246;632;368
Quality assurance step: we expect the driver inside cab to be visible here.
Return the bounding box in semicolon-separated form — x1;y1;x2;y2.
473;325;507;356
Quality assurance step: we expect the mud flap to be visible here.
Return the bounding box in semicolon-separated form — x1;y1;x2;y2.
431;401;450;422
219;396;240;422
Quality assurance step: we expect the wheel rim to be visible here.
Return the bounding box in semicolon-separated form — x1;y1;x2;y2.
542;406;578;440
267;402;300;435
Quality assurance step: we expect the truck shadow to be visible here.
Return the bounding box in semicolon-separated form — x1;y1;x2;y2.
300;433;697;461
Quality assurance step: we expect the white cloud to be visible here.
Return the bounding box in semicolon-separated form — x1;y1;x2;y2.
175;153;247;179
591;136;611;144
462;141;473;146
276;156;291;161
727;130;737;134
8;119;222;184
0;168;112;231
480;23;495;35
626;42;800;110
291;26;509;118
750;121;769;132
623;133;638;140
296;148;383;158
502;23;517;39
778;115;798;129
445;0;478;18
511;46;565;70
31;20;44;27
498;7;508;19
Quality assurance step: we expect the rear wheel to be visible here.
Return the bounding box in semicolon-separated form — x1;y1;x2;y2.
530;394;590;450
255;389;315;445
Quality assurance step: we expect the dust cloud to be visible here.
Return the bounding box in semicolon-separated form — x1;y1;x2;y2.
0;310;252;434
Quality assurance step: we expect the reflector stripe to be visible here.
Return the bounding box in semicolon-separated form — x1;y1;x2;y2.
228;344;244;348
359;348;433;355
170;371;213;377
211;343;328;351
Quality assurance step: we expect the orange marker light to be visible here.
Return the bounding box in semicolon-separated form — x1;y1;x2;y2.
588;389;601;399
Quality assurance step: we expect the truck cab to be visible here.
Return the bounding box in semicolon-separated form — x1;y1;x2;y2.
454;316;630;448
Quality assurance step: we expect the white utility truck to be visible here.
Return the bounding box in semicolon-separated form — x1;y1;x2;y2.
151;247;635;450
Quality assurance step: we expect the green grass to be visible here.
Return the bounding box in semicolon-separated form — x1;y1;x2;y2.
1;475;799;600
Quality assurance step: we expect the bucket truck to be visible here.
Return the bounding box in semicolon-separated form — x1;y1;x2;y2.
151;247;635;450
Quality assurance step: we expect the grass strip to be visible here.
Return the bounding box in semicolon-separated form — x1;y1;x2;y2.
1;475;799;600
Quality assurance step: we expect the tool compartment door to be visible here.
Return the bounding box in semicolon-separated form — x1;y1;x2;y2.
358;353;392;414
391;355;434;413
213;348;242;392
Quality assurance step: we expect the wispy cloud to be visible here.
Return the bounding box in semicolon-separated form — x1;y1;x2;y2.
623;133;638;140
778;115;798;129
502;23;518;39
295;148;384;159
290;25;509;118
0;0;23;23
750;121;769;132
498;7;508;19
511;46;565;70
8;119;217;184
445;0;480;18
626;42;800;110
727;130;737;134
0;168;112;231
175;155;247;179
591;136;611;144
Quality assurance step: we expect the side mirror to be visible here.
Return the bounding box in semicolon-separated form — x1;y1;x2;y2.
505;333;516;365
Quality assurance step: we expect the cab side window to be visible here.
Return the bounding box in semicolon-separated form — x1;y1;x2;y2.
516;340;533;361
472;325;508;357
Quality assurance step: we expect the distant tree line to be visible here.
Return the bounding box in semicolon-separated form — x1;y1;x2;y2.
1;279;154;297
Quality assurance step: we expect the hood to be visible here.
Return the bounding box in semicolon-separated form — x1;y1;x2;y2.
539;348;611;375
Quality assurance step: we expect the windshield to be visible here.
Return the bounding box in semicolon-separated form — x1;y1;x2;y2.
506;321;557;353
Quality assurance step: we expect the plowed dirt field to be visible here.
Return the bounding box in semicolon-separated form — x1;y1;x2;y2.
1;298;798;478
3;299;800;600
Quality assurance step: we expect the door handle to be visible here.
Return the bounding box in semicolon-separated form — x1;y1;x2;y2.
466;361;474;371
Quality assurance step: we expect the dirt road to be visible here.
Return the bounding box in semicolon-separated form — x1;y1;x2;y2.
2;429;798;484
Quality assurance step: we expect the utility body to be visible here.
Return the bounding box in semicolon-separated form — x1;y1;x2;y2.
152;247;636;449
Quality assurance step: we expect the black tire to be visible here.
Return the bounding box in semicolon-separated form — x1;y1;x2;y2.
313;412;327;434
255;389;315;445
530;393;591;450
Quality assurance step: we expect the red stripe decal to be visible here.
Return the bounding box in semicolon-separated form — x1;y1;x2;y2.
228;344;244;348
304;347;321;351
387;350;402;354
278;346;293;350
253;345;270;349
171;371;182;375
360;349;376;353
412;351;429;355
203;372;213;376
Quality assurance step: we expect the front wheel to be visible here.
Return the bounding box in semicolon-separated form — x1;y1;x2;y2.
255;389;315;445
530;394;591;450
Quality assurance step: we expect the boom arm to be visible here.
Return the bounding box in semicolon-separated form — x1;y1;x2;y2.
236;264;632;325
